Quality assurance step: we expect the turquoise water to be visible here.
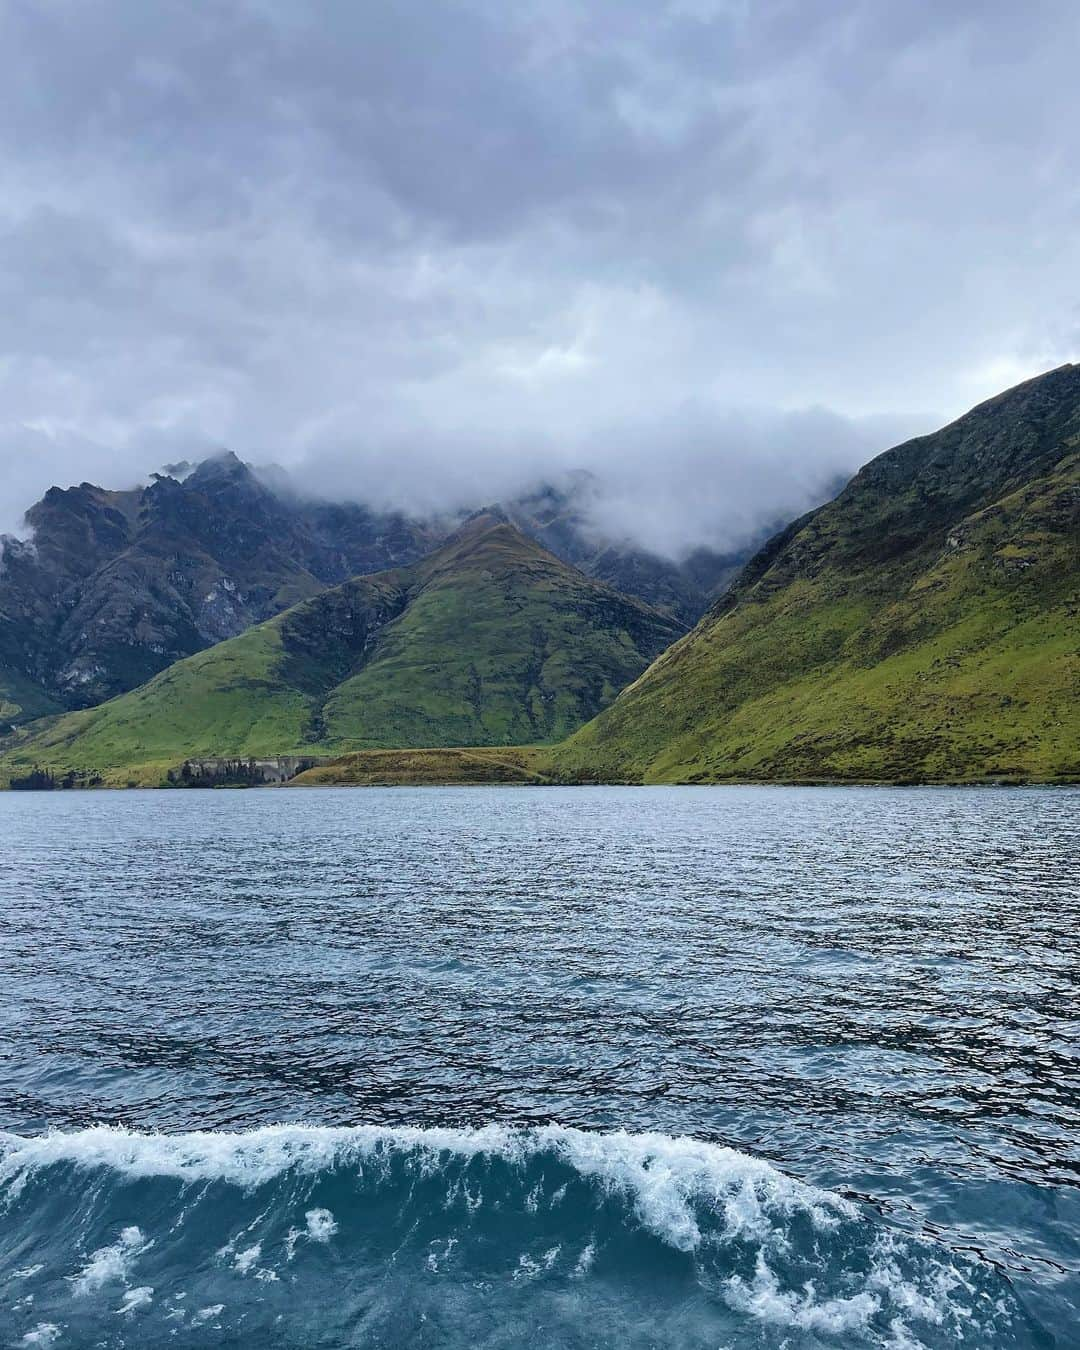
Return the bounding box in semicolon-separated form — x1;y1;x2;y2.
0;785;1076;1347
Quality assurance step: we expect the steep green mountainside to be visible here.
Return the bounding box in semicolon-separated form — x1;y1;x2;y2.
548;366;1080;784
0;517;683;784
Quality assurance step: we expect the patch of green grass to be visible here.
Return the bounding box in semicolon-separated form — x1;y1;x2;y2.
291;746;551;787
0;665;63;726
323;564;663;749
0;624;317;785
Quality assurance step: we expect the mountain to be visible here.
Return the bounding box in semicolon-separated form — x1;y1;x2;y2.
0;456;748;725
0;517;683;785
498;481;751;624
546;365;1080;784
0;453;440;719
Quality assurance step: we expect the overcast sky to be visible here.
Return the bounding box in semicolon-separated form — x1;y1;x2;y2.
1;0;1078;551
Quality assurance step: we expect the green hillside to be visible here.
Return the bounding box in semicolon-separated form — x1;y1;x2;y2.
548;366;1080;784
290;746;552;788
0;516;683;785
0;665;62;728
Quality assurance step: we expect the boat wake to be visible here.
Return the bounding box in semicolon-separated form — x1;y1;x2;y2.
0;1124;1025;1347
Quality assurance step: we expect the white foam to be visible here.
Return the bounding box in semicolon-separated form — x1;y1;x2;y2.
305;1207;337;1242
21;1326;61;1347
426;1238;458;1272
0;1123;517;1190
513;1252;540;1281
190;1303;224;1326
115;1286;153;1316
545;1126;852;1252
513;1244;563;1281
69;1226;148;1297
573;1241;596;1276
232;1243;262;1274
0;1123;850;1257
723;1229;996;1345
726;1251;881;1335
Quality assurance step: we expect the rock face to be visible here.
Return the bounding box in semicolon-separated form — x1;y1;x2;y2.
0;454;750;724
550;365;1080;784
0;453;440;719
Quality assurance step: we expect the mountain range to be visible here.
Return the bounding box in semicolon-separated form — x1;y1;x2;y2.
0;454;746;725
2;365;1078;787
0;515;682;785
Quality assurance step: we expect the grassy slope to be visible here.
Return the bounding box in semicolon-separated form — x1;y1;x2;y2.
0;623;320;786
0;519;682;785
290;747;551;787
0;665;63;726
548;383;1080;784
321;524;679;749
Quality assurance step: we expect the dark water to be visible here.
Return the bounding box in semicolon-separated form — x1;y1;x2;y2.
0;785;1076;1348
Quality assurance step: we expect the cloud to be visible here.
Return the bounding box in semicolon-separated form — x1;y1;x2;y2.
0;0;1076;544
275;400;917;558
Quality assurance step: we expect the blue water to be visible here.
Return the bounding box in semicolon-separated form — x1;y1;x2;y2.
0;785;1076;1348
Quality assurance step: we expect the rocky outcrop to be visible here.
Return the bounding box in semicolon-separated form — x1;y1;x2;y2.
0;454;440;717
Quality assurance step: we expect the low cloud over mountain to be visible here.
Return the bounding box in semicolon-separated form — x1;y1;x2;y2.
2;2;1077;544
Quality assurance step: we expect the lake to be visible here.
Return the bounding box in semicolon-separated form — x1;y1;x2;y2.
0;785;1076;1347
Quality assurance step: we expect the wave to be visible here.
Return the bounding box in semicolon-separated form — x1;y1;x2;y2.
0;1124;1026;1348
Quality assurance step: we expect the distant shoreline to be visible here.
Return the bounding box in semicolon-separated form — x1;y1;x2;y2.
3;761;1076;793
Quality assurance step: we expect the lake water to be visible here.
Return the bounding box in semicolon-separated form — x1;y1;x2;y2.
0;785;1076;1348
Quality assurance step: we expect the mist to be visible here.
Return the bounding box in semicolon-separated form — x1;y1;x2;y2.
0;400;923;560
267;403;923;558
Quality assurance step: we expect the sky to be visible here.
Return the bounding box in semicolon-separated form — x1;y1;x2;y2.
1;0;1078;553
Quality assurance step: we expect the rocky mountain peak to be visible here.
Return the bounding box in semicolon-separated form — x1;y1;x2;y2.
186;449;252;486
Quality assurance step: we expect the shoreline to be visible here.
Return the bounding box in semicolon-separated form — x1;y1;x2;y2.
3;774;1077;792
4;741;1077;793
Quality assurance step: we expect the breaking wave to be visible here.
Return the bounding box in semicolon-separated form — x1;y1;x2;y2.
0;1125;1026;1347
